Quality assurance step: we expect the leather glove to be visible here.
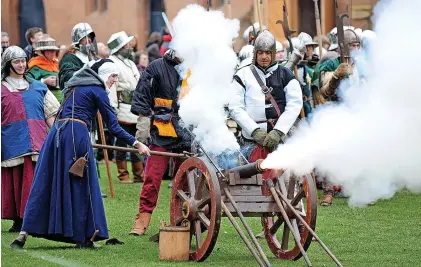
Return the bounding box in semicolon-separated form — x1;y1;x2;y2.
251;129;267;146
334;63;350;79
262;130;285;151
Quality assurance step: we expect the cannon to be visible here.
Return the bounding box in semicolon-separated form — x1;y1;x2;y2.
94;144;342;267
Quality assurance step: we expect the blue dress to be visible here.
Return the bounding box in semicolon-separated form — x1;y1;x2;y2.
22;85;135;244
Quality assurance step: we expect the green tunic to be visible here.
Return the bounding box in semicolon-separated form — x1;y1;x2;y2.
28;66;62;102
311;57;341;89
58;53;84;91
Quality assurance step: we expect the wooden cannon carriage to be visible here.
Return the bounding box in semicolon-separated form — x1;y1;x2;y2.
170;156;341;267
94;144;342;267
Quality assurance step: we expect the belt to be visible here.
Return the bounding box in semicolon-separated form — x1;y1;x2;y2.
58;118;87;126
256;118;277;128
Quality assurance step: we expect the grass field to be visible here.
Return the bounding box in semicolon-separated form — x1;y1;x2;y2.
2;163;421;267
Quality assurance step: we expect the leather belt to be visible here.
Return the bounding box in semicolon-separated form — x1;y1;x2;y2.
256;118;277;128
58;118;87;127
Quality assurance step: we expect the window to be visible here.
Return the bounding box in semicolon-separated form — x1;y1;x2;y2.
86;0;107;14
86;0;97;14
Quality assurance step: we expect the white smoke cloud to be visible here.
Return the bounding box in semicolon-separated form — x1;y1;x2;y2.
171;4;240;154
261;0;421;206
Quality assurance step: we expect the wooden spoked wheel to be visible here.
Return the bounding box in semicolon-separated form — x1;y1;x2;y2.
261;173;317;260
170;157;221;262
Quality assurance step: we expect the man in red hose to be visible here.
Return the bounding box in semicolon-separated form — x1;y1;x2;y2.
129;49;191;235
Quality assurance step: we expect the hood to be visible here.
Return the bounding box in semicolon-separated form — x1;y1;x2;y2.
62;66;105;98
28;56;59;73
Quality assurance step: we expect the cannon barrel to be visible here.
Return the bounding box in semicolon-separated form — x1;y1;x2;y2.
228;159;265;179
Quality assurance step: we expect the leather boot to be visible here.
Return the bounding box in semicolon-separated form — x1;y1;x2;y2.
320;193;333;206
132;161;144;183
130;213;151;235
116;161;132;184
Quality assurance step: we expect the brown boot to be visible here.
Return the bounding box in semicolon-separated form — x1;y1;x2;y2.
320;193;333;206
132;161;144;183
116;161;133;184
129;213;151;235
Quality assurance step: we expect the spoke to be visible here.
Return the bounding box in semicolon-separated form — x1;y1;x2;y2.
197;196;211;209
195;220;203;248
197;211;210;229
281;223;290;250
176;190;189;202
291;187;305;206
187;171;196;197
269;217;284;235
194;172;205;200
291;219;301;240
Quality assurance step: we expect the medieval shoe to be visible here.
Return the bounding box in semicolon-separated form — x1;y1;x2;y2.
129;213;151;236
10;233;27;249
132;161;144;183
117;161;133;184
320;194;333;206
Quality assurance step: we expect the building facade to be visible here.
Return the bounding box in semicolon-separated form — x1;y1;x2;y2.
2;0;378;52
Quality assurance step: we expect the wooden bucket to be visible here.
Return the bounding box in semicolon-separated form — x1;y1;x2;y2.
159;220;190;262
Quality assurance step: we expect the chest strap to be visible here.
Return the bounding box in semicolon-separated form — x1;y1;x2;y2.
249;65;282;118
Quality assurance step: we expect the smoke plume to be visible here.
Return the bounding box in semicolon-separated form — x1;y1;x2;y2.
261;0;421;206
171;4;240;154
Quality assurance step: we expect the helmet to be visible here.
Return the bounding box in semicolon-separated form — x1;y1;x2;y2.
71;22;98;56
107;31;134;55
344;29;360;46
329;26;356;44
35;36;60;52
243;23;267;45
291;37;305;53
1;46;26;79
354;28;363;40
298;32;317;47
252;30;276;65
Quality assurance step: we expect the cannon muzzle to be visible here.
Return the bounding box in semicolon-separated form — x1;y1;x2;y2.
228;159;265;179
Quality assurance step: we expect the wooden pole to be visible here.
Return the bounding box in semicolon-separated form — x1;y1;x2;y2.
263;0;269;27
227;0;232;19
256;0;263;30
314;0;324;58
96;112;115;198
93;144;187;158
271;183;344;267
321;0;326;35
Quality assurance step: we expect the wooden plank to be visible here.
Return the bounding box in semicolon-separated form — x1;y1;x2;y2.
229;175;260;186
222;195;275;203
223;202;281;214
228;185;262;196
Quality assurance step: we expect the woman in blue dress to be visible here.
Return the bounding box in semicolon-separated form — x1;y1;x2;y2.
11;59;150;249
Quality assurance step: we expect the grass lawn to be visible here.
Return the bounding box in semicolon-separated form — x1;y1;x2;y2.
2;162;421;267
